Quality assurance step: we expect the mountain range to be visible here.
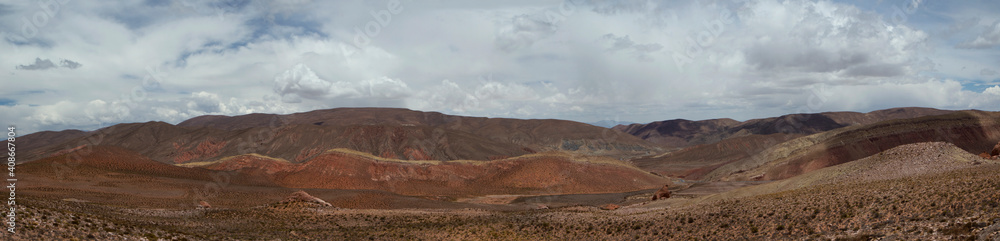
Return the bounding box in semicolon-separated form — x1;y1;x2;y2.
9;106;1000;239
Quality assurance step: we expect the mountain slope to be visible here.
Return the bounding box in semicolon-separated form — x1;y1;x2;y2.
704;110;1000;181
192;149;667;197
18;108;657;164
615;107;954;149
702;141;997;202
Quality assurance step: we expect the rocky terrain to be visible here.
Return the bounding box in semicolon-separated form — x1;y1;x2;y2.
9;142;999;240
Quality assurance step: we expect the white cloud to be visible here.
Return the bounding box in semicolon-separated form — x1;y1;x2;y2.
985;85;1000;96
1;0;999;135
273;63;341;102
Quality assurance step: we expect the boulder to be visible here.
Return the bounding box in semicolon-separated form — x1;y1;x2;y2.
651;185;671;200
992;141;1000;156
981;152;993;159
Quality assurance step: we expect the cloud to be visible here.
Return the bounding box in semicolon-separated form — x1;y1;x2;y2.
986;85;1000;96
1;0;999;135
273;63;340;102
60;59;81;69
957;20;1000;49
601;33;663;61
16;58;57;70
272;63;413;103
15;58;82;70
938;17;979;37
737;1;926;80
494;12;559;52
363;76;411;99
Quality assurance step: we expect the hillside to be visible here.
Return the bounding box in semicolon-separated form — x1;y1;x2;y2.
700;142;998;202
615;107;953;148
194;149;667;197
14;108;658;165
704;110;1000;181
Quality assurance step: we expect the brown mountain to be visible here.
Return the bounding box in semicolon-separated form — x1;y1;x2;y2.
631;109;997;181
705;110;1000;181
614;107;953;149
15;108;658;164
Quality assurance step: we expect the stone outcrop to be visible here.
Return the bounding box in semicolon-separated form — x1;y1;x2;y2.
651;185;671;200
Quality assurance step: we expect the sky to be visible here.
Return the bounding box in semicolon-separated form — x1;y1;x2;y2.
1;0;1000;135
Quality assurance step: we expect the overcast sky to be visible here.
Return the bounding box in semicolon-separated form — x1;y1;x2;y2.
2;0;1000;134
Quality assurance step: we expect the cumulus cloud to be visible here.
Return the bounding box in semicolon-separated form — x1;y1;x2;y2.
273;63;340;102
272;64;412;103
363;76;411;99
738;1;926;79
985;85;1000;96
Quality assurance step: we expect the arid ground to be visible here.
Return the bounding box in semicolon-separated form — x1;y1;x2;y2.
5;108;1000;240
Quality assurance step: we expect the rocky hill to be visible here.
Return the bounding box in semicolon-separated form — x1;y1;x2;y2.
12;108;658;165
614;107;953;149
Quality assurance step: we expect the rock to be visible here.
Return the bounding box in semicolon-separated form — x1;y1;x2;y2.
280;190;332;207
651;185;671;200
980;152;993;159
599;203;620;210
992;141;1000;156
197;200;211;209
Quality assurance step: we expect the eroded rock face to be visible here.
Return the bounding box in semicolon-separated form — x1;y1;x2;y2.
651;185;671;200
280;191;332;207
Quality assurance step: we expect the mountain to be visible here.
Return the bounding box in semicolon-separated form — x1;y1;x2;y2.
612;118;741;148
704;110;1000;181
631;109;1000;180
14;108;658;165
614;107;954;149
588;120;636;128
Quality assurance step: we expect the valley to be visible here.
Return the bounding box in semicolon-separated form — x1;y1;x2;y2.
4;107;1000;240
